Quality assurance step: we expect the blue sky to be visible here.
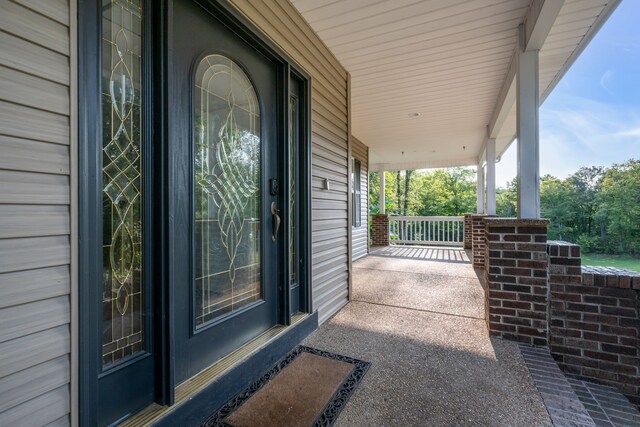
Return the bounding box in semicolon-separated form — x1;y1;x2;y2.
496;0;640;187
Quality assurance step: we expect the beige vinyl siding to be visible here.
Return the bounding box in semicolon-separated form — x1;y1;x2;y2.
229;0;350;324
352;137;369;261
0;0;72;425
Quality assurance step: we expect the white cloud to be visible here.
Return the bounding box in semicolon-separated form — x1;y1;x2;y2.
495;96;640;186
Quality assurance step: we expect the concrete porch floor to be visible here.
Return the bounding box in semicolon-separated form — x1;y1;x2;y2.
303;245;553;426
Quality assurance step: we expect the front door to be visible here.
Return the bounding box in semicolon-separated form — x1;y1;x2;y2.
169;0;281;383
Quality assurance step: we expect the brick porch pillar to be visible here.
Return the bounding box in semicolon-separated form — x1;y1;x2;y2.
371;214;389;246
464;214;473;250
484;218;549;346
547;241;640;407
471;214;495;269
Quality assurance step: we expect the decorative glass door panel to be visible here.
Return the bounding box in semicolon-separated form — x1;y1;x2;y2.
194;55;262;327
101;0;144;367
289;96;297;288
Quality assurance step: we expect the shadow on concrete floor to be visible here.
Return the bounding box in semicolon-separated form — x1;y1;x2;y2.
303;251;552;426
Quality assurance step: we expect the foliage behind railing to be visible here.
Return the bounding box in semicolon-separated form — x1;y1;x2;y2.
388;216;464;246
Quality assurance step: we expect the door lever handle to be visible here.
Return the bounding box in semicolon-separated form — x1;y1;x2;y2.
271;201;281;242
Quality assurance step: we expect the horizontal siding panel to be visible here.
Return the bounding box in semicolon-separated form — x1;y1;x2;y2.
0;384;70;427
0;236;70;274
46;415;70;427
0;1;69;55
353;248;368;260
312;236;348;253
312;129;349;154
312;168;347;186
353;238;367;248
353;146;367;159
353;254;367;262
0;171;70;205
313;255;348;274
311;189;347;203
352;137;369;261
316;289;348;324
0;0;72;424
0;66;69;115
0;325;69;378
312;199;347;210
352;229;367;240
311;137;348;162
0;296;70;344
312;156;348;177
315;286;348;312
0;266;69;309
312;219;347;232
312;95;348;127
312;228;348;244
309;80;347;118
313;122;347;148
312;270;349;296
312;209;346;221
312;265;348;288
312;245;348;264
0;100;69;145
0;135;70;175
0;31;69;85
0;355;69;413
312;172;347;189
313;110;348;141
312;101;348;129
313;142;348;165
12;0;70;26
0;205;69;238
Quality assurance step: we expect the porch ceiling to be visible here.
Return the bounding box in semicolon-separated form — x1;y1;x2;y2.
291;0;619;171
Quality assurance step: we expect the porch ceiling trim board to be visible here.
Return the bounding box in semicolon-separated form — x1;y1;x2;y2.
290;0;622;171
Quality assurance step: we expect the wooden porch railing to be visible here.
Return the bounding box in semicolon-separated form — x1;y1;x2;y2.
388;216;465;246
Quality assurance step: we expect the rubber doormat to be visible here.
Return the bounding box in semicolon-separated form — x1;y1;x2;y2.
202;346;371;427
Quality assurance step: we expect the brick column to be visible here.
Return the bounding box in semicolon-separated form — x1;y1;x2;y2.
548;241;640;407
371;214;389;246
547;241;583;362
464;214;473;250
484;218;549;346
471;214;495;269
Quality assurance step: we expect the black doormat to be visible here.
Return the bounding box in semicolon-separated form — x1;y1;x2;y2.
201;346;370;427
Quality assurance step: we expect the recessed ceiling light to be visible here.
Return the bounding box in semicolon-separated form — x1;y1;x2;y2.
408;112;422;117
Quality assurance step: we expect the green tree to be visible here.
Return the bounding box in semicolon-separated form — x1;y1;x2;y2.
598;160;640;254
413;168;476;216
540;175;574;240
496;178;517;217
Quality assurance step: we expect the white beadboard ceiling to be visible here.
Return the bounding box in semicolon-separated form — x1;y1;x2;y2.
291;0;619;170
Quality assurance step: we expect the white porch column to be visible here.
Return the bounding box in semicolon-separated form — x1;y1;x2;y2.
516;25;540;219
476;162;485;214
379;166;385;215
486;138;496;215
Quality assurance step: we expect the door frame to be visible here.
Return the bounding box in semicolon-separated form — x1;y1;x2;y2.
78;0;312;423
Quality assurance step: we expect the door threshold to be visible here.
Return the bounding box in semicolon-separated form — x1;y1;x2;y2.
119;313;311;426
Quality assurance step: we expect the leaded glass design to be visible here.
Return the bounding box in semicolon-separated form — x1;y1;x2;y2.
289;96;297;286
101;0;144;367
194;55;262;327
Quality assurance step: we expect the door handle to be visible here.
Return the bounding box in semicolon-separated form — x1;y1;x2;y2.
271;201;281;242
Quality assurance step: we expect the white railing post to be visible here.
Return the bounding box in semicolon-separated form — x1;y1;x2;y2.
387;216;464;246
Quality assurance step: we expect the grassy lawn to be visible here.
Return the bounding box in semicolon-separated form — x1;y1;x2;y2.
581;254;640;272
